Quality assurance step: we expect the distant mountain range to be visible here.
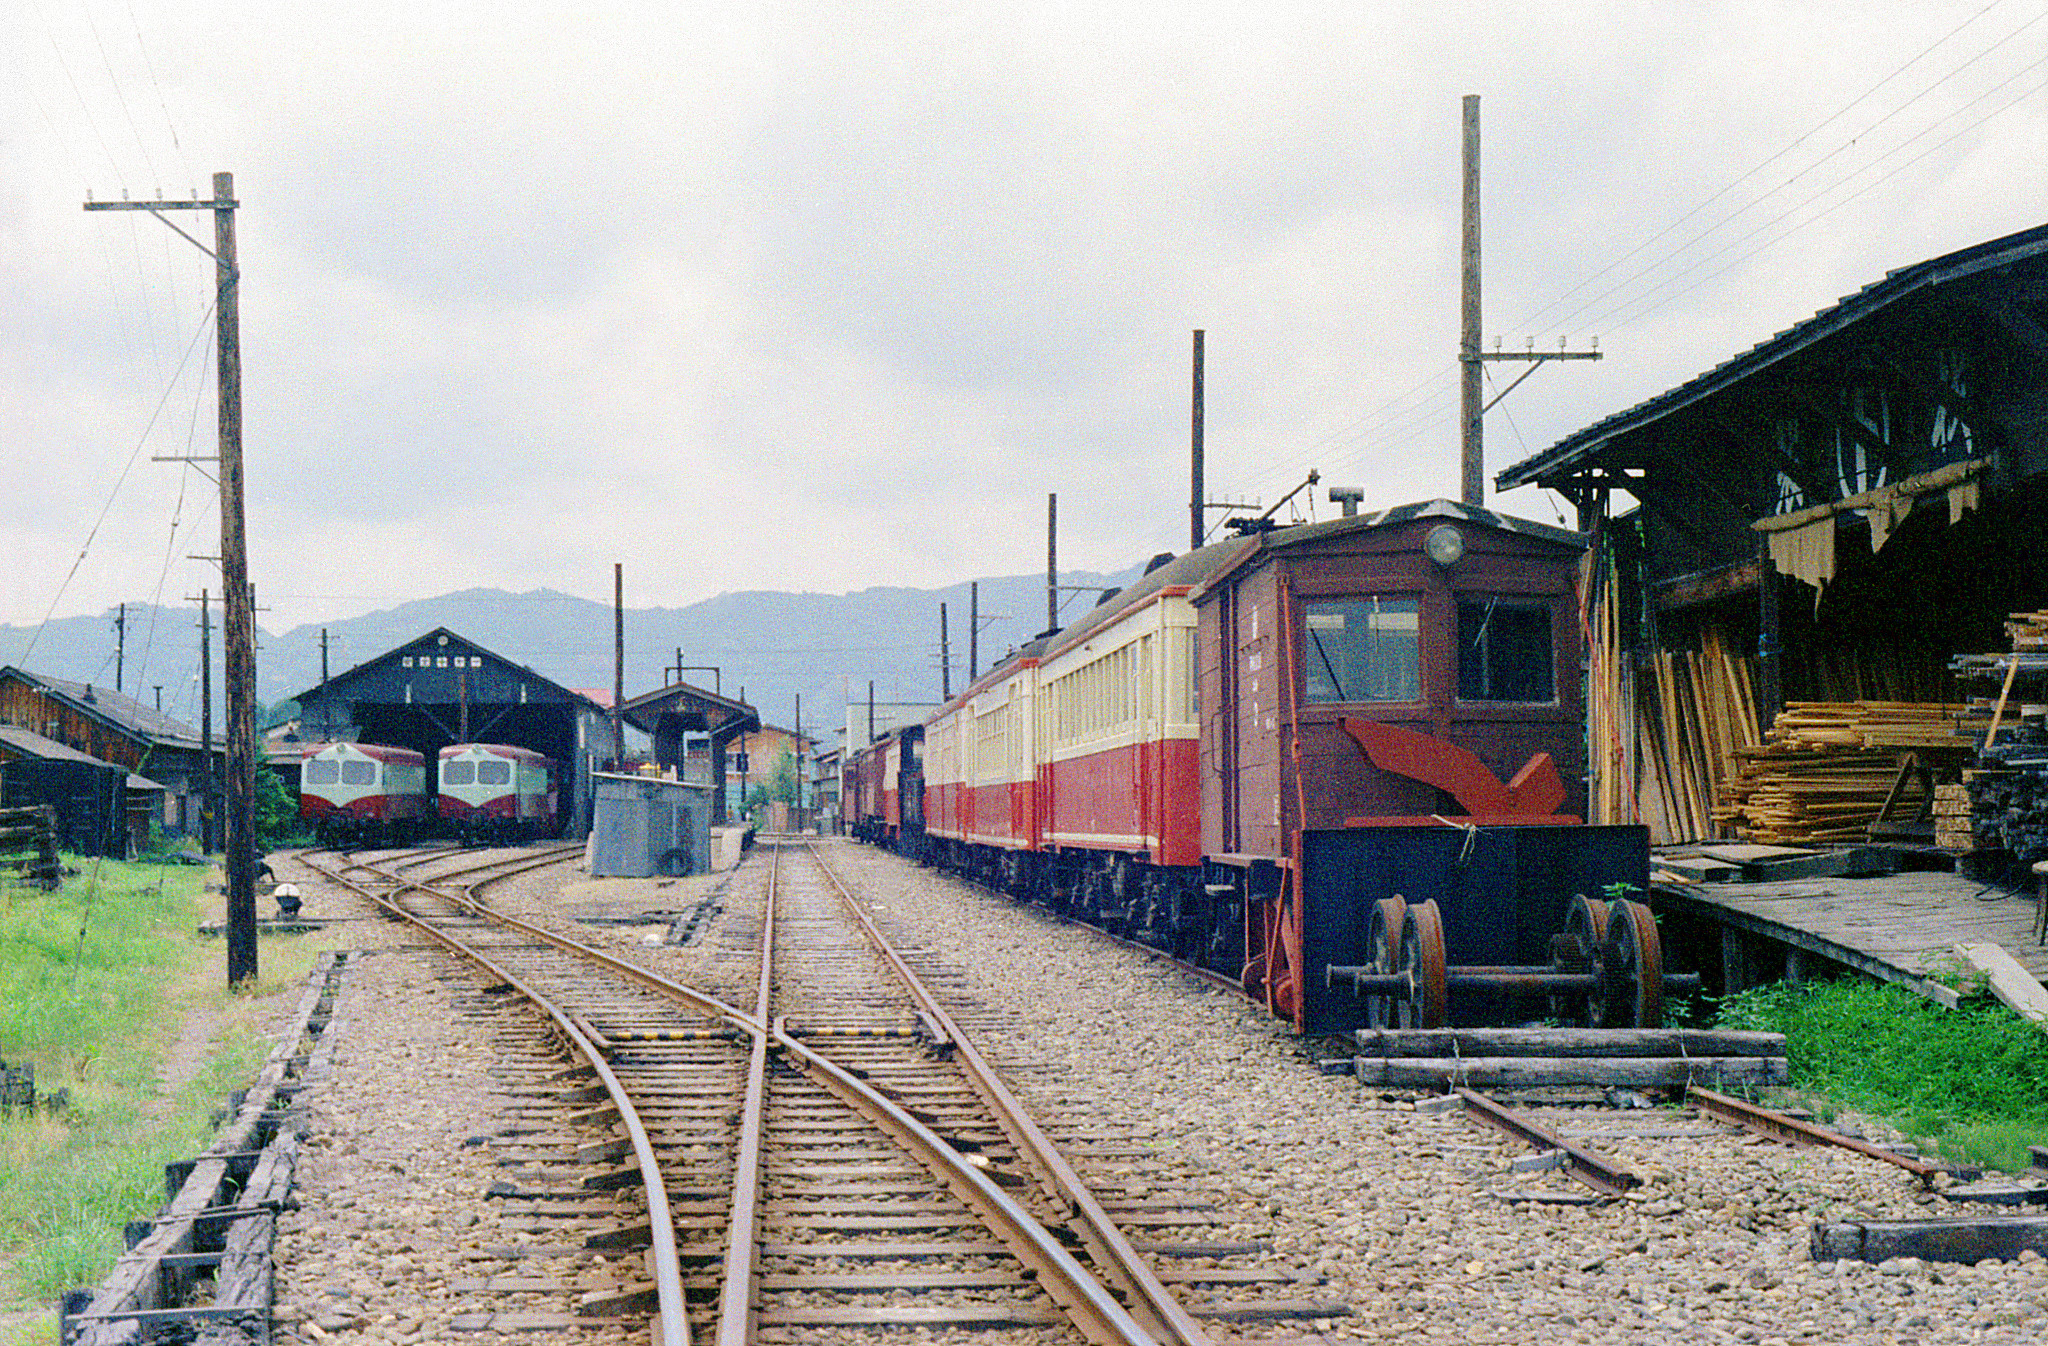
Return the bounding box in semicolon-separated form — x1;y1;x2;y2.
0;564;1147;744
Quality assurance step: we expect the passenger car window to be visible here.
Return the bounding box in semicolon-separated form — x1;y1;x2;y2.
1303;598;1419;702
1457;597;1556;702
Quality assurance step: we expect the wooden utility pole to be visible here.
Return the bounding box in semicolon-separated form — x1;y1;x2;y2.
1460;96;1484;506
1190;330;1205;551
191;590;214;852
1046;493;1058;633
114;603;127;695
968;582;978;681
91;172;256;984
611;563;625;769
319;628;332;739
1457;98;1600;507
939;602;951;699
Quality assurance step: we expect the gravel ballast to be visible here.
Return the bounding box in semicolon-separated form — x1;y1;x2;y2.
268;841;2048;1345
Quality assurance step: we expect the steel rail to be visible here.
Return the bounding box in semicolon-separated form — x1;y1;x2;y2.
802;839;1214;1346
714;842;776;1346
312;845;1167;1346
764;1007;1158;1346
1454;1088;1641;1197
1686;1085;1941;1186
299;849;694;1346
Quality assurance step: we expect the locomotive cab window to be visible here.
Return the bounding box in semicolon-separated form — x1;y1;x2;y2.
1303;597;1419;702
477;760;512;786
305;759;339;785
442;760;475;786
1456;596;1555;703
340;760;375;786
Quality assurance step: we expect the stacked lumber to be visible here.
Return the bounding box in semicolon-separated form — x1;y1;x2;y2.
2005;610;2048;648
1639;626;1761;843
1933;783;1975;850
1715;702;1983;845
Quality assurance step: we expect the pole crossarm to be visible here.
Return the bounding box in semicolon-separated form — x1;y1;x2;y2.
1478;349;1604;414
83;196;237;269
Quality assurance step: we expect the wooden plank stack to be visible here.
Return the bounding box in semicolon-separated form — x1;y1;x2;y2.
1934;783;1975;850
1715;702;1984;845
1348;1027;1790;1089
2005;611;2048;648
1639;626;1762;843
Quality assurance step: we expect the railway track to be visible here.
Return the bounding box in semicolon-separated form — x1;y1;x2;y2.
293;837;1329;1343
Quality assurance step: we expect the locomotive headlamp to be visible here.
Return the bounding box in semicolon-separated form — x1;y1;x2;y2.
1424;524;1466;567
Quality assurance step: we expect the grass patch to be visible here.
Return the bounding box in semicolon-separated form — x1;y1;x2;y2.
1714;976;2048;1170
0;856;297;1318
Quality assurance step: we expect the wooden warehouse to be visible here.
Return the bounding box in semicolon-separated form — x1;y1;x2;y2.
1498;221;2048;844
285;628;617;836
0;667;213;851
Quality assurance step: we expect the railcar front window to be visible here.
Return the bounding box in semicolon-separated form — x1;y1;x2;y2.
477;761;512;786
1457;597;1556;702
305;759;339;786
442;761;475;786
1303;598;1420;702
340;760;375;786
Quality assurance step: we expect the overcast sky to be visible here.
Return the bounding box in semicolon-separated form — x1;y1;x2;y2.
6;1;2045;635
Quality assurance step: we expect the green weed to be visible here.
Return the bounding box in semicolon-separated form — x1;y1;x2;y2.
0;855;277;1308
1713;977;2048;1169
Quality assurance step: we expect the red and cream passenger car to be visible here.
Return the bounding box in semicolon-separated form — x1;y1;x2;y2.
298;741;430;847
436;743;559;844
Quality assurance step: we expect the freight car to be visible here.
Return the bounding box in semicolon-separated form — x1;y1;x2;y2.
436;743;561;844
298;741;430;847
849;499;1665;1034
845;725;924;854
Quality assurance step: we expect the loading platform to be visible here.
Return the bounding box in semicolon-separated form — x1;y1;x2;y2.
1645;846;2047;1009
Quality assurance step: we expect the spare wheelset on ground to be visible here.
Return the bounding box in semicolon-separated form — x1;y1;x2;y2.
1327;894;1700;1029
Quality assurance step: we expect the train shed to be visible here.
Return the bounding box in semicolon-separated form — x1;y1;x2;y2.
286;628;614;835
1497;221;2048;1001
618;680;758;825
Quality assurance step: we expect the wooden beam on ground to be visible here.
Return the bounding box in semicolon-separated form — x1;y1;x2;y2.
1952;943;2048;1027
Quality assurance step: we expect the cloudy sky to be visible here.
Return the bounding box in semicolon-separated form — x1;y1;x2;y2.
6;1;2046;634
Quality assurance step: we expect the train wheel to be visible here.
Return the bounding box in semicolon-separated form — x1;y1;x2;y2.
1365;897;1408;1029
1559;893;1611;1026
1604;899;1664;1029
1400;899;1449;1029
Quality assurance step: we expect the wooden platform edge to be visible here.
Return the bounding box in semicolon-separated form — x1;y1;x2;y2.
1647;881;1963;1010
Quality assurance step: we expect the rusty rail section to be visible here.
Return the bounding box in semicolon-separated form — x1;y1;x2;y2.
1686;1085;1942;1187
1453;1088;1641;1197
802;839;1215;1346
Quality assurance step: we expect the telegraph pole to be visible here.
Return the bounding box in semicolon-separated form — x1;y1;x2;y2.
1190;330;1205;551
190;590;214;852
91;171;255;985
114;603;127;695
1458;98;1600;505
1046;493;1058;633
611;563;625;769
968;582;979;681
939;602;951;699
319;628;332;739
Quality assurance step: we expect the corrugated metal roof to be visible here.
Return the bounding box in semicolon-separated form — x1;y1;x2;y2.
0;723;122;767
1496;220;2048;490
0;667;206;749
